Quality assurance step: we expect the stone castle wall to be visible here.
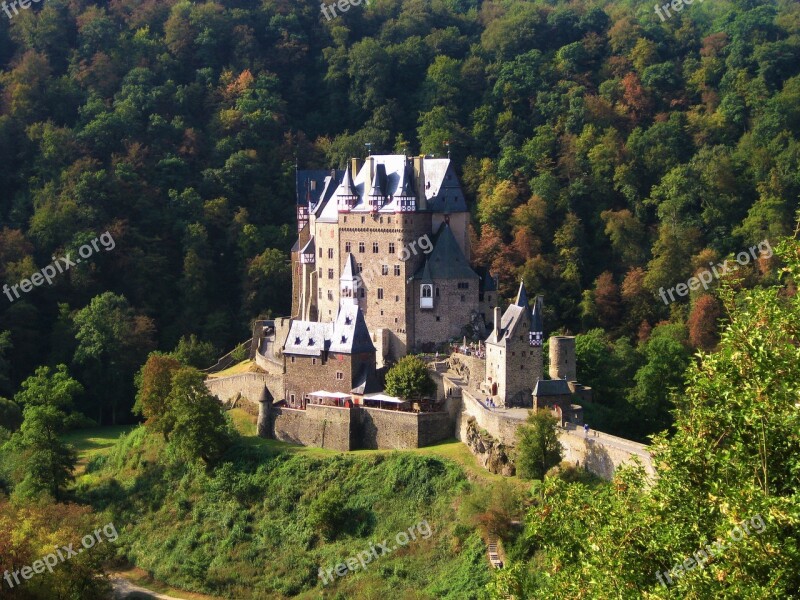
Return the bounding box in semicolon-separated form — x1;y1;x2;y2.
454;385;654;481
267;404;452;451
271;404;353;451
206;372;283;406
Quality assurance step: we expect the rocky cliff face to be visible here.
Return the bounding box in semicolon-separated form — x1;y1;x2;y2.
464;417;515;476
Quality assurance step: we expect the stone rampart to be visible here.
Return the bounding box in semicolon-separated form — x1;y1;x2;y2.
206;372;283;406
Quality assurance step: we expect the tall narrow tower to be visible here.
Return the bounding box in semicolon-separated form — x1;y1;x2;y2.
529;295;544;385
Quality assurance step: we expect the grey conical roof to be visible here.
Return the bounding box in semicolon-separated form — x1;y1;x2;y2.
336;166;358;200
531;295;543;333
515;281;529;308
340;253;358;282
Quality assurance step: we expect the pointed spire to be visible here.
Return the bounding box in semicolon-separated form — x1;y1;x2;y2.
336;166;358;211
515;281;529;308
529;295;544;347
340;253;359;306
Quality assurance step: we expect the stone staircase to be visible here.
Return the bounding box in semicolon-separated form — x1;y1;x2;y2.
487;533;503;568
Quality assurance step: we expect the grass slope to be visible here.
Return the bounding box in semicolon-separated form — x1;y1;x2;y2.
72;415;494;599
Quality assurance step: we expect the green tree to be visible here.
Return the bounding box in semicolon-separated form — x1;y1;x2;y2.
134;354;183;438
167;367;233;466
384;356;436;400
515;411;562;480
4;404;76;501
13;364;83;411
0;397;22;432
73;292;155;423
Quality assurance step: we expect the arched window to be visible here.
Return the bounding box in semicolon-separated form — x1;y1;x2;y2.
421;285;432;298
421;284;433;309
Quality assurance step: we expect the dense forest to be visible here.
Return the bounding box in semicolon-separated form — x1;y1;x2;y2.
1;0;799;598
0;0;798;432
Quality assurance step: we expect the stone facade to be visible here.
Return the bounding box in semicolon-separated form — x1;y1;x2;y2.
284;351;374;407
413;276;480;348
549;336;577;381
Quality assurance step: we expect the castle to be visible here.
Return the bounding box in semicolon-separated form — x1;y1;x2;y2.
201;154;661;480
212;154;589;453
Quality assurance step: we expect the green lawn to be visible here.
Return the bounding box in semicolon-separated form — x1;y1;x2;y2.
63;425;136;474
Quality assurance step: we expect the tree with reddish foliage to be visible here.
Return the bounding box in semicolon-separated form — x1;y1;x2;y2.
688;294;721;350
594;271;622;330
134;354;182;439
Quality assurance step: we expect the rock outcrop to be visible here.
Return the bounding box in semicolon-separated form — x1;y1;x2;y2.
464;417;515;476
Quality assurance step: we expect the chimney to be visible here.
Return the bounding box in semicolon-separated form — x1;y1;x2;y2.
367;156;375;183
350;157;362;179
493;306;501;339
413;155;427;210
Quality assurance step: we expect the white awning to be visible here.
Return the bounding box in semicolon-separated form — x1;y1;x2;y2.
310;391;351;399
363;393;405;404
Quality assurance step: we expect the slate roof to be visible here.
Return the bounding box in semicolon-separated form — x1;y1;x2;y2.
485;304;528;347
533;379;573;397
412;223;478;281
284;321;332;357
307;155;468;216
296;170;342;207
328;305;376;354
515;281;529;308
531;296;543;333
284;306;375;357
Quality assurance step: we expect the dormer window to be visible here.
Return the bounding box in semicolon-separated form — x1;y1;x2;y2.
421;284;433;309
308;339;315;346
345;316;352;325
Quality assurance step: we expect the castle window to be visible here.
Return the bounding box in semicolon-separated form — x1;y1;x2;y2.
382;265;389;276
312;358;317;365
436;288;440;297
345;242;351;253
359;288;365;298
328;269;334;279
336;371;344;380
394;265;400;276
359;242;365;253
319;289;322;298
327;291;333;301
395;295;399;302
328;248;334;259
436;316;441;322
343;216;347;223
318;268;322;278
458;282;469;289
357;262;362;273
291;356;296;363
361;216;365;223
377;288;384;300
380;217;383;224
395;317;398;323
319;247;322;258
389;243;396;254
421;284;433;309
290;393;295;403
373;242;379;253
388;217;392;224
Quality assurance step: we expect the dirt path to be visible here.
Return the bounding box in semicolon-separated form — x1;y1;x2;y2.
111;577;187;599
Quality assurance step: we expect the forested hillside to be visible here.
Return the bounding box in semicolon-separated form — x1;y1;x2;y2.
0;0;799;426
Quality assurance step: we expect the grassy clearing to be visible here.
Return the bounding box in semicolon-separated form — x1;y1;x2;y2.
63;425;137;474
207;360;261;379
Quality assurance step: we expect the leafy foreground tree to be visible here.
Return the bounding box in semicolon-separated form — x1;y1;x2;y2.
136;355;234;466
0;366;83;501
385;355;437;400
0;500;113;599
489;237;800;599
515;411;562;480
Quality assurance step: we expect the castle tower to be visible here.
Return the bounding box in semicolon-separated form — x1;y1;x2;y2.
529;295;544;384
340;253;359;307
549;335;576;381
484;281;542;408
